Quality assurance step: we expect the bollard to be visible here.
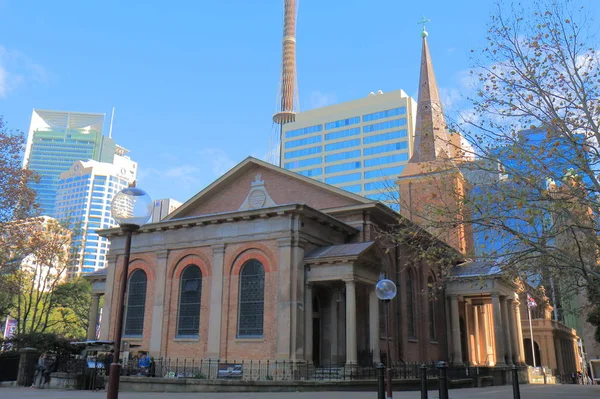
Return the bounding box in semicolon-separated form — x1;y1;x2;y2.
511;365;521;399
377;363;385;399
420;364;428;399
436;361;449;399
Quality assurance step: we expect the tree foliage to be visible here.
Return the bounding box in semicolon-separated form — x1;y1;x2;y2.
405;0;600;330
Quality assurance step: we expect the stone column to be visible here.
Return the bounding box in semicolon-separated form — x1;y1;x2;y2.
305;283;313;363
514;300;526;365
507;299;520;365
473;305;481;365
345;280;358;365
206;244;225;359
479;305;491;365
330;290;338;363
500;296;513;365
369;286;381;363
276;237;293;360
450;295;463;365
99;254;118;340
492;294;507;366
87;294;101;340
149;250;169;356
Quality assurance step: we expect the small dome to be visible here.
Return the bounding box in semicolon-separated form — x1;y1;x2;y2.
376;90;384;95
368;92;375;96
421;29;429;38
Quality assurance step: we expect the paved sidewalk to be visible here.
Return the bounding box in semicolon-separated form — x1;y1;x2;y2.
1;384;599;399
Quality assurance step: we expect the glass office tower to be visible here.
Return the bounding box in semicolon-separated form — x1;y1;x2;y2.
280;90;416;210
23;110;117;216
55;156;137;276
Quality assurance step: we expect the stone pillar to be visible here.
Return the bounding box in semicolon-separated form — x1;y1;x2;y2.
507;299;520;365
479;305;491;365
369;286;381;363
206;244;225;359
500;296;513;365
17;348;39;387
492;294;507;366
276;238;293;360
473;306;481;365
305;283;313;363
149;250;169;356
87;294;101;340
345;280;358;365
99;254;118;340
330;290;338;363
450;295;463;365
514;300;526;365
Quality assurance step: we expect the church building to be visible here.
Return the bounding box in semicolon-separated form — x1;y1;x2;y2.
87;30;582;379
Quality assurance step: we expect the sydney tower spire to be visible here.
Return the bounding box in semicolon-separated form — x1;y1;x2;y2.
269;0;299;165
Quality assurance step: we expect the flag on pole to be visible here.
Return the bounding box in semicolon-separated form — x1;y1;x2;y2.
527;293;537;308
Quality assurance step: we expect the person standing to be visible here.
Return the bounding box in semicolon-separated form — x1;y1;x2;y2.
105;350;114;376
32;353;47;389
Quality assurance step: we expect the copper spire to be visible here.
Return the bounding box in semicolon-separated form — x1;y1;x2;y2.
273;0;298;125
408;33;452;164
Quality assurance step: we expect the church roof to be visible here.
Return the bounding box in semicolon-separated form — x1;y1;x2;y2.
451;259;502;278
166;156;373;220
304;242;375;260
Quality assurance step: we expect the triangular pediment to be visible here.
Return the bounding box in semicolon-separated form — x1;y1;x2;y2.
166;157;372;220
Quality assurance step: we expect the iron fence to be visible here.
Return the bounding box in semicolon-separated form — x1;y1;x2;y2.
0;352;19;382
121;357;450;381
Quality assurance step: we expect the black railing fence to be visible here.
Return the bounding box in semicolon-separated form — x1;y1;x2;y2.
118;357;501;381
0;352;19;382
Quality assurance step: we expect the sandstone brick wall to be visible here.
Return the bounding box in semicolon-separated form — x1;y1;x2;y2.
162;248;212;359
179;165;362;217
108;252;156;354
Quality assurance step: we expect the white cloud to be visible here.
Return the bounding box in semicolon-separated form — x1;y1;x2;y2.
198;148;236;177
0;45;46;98
308;90;337;109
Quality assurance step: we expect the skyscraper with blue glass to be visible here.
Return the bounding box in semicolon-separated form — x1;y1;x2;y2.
280;90;416;210
23;110;118;217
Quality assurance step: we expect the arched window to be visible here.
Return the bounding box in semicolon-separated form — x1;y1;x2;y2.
428;276;437;341
177;265;202;337
406;269;416;339
237;259;265;338
124;269;147;337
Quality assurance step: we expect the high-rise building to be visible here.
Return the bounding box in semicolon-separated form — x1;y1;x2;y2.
55;155;136;276
151;198;182;223
280;90;416;209
23;109;119;216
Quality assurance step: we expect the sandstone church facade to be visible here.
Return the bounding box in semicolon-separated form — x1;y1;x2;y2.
91;32;582;376
98;157;454;364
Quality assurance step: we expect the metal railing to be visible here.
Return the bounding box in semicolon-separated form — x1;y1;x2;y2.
118;357;449;381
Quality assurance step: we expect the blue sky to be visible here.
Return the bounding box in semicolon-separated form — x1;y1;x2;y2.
1;0;598;203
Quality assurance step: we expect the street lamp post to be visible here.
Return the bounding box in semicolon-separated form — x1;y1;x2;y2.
106;184;152;399
376;278;397;399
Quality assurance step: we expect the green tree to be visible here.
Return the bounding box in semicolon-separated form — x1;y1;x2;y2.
49;278;92;339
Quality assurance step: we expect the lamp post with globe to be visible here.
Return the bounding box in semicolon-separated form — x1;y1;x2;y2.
376;278;397;399
107;183;152;399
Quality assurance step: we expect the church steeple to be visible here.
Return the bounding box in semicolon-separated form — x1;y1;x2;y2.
408;26;452;164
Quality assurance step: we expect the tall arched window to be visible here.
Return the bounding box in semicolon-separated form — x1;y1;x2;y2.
406;269;416;339
124;269;147;337
428;275;437;341
177;265;202;337
237;259;265;338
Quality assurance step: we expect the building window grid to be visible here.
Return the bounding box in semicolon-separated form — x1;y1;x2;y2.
325;116;360;130
284;146;322;160
124;269;147;337
363;107;406;122
177;265;202;337
237;260;265;338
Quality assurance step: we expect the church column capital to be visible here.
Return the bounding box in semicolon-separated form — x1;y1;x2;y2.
156;249;169;260
211;244;226;255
